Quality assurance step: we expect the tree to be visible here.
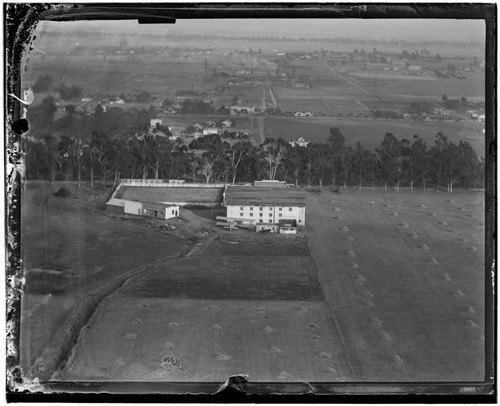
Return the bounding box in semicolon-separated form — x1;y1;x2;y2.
350;142;376;189
190;133;226;183
90;131;115;187
222;133;252;185
326;127;345;188
460;96;468;105
442;94;448;101
262;139;285;180
376;133;403;191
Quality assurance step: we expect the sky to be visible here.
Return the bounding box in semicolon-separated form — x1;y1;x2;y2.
38;18;485;42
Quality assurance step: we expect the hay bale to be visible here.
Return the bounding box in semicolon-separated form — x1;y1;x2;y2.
419;203;426;208
341;226;349;232
54;187;72;198
334;207;341;212
467;320;478;328
264;326;275;334
351;263;359;270
444;274;451;281
440;220;448;225
345;236;355;242
430;257;439;264
355;274;365;284
347;250;356;257
366;300;374;307
393;212;399;217
453;289;464;297
370;201;376;205
399;221;409;227
421;244;429;250
407;232;418;238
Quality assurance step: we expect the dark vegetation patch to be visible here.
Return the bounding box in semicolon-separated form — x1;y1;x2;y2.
121;236;322;301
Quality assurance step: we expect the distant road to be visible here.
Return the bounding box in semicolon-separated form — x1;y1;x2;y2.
323;61;373;98
268;86;278;108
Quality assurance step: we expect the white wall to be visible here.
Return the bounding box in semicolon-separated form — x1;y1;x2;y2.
124;200;143;216
227;204;305;226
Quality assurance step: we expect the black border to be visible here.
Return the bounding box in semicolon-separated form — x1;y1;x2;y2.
5;3;497;403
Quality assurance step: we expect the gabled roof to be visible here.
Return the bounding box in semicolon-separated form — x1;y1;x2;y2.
225;186;305;207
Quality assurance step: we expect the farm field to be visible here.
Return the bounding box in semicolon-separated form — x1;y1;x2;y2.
305;189;485;381
54;188;485;383
58;233;354;382
264;117;486;155
20;181;187;379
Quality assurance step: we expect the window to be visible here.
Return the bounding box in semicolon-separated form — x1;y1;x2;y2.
299;220;302;223
250;207;253;211
289;207;292;211
259;219;263;223
279;207;282;211
279;214;282;217
240;206;243;210
269;207;272;211
172;210;175;215
250;213;253;217
259;207;263;211
269;213;272;217
240;213;243;217
260;213;263;217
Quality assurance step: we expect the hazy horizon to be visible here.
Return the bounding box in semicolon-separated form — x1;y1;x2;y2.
37;18;485;42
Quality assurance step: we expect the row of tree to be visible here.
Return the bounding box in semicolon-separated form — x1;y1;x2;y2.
23;98;485;192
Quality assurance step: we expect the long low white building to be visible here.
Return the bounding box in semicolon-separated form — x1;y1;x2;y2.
224;185;306;226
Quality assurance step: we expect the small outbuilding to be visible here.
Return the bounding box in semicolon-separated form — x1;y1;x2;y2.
123;200;179;219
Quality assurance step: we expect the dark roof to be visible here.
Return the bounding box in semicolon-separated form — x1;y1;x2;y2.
225;186;305;207
120;186;224;204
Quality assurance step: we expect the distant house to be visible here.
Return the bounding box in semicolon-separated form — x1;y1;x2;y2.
205;120;217;127
224;185;306;226
402;113;412;120
289;137;310;147
291;82;310;88
408;65;421;72
114;98;125;105
221;119;232;127
478;114;485;122
202;128;218;136
230;106;254;115
150;118;162;128
193;123;204;131
366;62;388;70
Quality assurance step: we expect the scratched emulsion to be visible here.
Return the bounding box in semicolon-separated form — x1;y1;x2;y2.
5;3;48;392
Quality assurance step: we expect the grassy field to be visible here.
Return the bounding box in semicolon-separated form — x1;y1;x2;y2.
54;188;485;383
264;117;486;155
20;181;187;378
305;189;485;381
59;233;354;382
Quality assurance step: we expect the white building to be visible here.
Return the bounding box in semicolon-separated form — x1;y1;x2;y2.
224;185;306;226
123;200;179;219
289;137;310;147
150;118;162;128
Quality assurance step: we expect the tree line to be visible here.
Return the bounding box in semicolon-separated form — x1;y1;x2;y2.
24;97;484;192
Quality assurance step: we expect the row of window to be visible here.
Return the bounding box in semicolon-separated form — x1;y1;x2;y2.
239;206;293;212
240;213;285;218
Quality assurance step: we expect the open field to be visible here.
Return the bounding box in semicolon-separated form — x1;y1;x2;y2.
305;189;485;381
59;233;354;382
47;187;486;383
20;181;187;378
264;117;486;155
